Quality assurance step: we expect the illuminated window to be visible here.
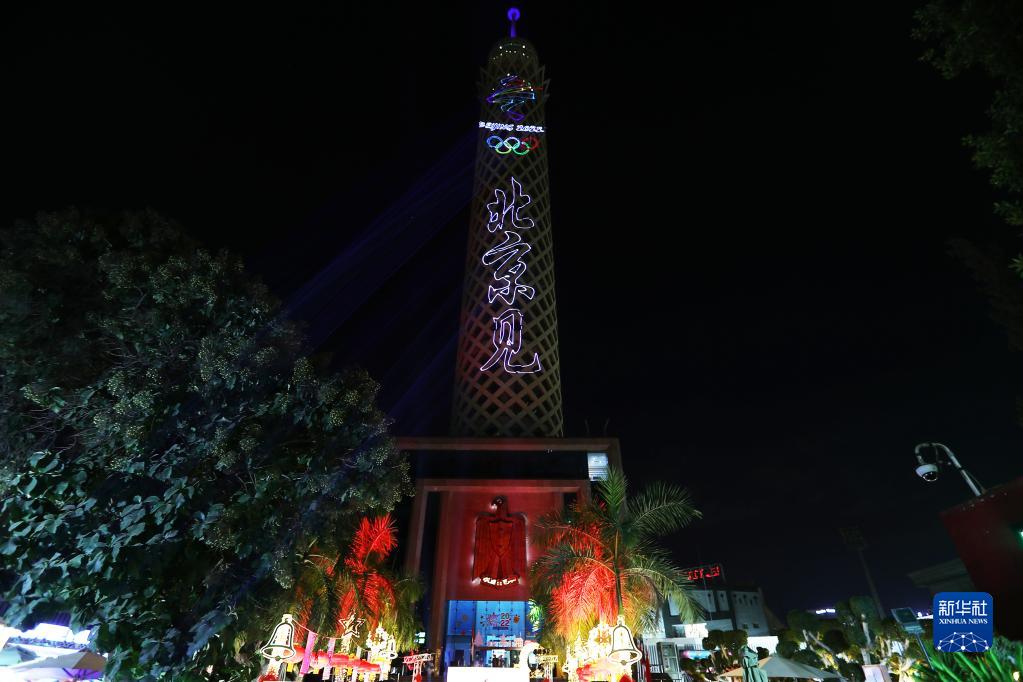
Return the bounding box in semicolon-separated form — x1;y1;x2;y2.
588;453;609;481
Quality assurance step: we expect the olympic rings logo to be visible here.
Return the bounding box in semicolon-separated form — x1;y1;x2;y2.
486;135;541;156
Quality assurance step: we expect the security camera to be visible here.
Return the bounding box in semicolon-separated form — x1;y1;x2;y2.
916;463;939;482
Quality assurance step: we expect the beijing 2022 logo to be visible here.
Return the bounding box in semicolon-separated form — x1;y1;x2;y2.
933;592;993;653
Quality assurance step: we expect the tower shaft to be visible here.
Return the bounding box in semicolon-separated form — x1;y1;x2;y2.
451;36;563;437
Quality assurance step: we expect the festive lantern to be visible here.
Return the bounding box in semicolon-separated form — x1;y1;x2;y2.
260;614;297;663
608;616;642;666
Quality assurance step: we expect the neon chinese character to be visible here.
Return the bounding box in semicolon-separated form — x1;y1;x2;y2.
480;308;542;374
486;177;534;233
482;230;535;305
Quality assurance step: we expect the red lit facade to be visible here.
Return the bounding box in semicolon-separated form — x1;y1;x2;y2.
400;438;621;662
941;476;1023;639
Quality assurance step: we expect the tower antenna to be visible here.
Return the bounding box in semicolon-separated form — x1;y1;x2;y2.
507;7;520;37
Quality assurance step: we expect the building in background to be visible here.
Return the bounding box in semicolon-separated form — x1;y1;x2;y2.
940;476;1023;640
640;564;778;678
907;558;975;595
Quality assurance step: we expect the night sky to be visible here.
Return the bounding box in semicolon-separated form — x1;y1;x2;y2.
5;2;1023;620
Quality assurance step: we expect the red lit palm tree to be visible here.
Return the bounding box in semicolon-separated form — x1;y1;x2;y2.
295;514;421;648
530;468;702;645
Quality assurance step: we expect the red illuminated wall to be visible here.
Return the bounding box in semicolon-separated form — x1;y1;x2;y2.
425;483;586;646
941;476;1023;640
435;489;563;602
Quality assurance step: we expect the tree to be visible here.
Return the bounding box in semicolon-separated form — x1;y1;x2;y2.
786;610;836;660
782;609;861;676
835;596;883;664
915;1;1023;234
529;467;702;649
700;629;747;671
0;210;411;680
785;600;928;680
915;2;1023;431
294;514;422;651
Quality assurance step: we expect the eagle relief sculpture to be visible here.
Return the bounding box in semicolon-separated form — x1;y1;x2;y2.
472;496;526;587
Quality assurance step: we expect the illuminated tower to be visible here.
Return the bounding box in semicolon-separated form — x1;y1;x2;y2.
451;8;563;438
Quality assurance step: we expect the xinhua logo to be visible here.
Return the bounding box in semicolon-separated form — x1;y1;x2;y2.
933;592;993;653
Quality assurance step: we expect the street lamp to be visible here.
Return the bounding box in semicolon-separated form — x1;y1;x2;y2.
913;442;985;497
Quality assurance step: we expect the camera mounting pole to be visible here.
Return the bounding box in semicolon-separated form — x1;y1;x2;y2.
914;442;984;497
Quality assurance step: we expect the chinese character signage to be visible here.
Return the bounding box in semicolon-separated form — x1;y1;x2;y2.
480;178;542;375
933;592;993;653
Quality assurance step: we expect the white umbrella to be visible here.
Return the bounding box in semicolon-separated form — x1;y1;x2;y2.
718;655;844;680
8;650;105;680
0;645;36;667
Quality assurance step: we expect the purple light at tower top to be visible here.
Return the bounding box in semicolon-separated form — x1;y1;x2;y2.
508;7;520;37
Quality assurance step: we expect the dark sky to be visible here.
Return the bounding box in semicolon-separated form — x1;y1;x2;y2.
5;2;1022;619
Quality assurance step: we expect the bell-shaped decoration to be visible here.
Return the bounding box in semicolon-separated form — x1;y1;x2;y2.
260;613;297;663
608;615;642;666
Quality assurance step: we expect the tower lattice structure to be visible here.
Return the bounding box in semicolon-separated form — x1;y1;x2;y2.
451;31;564;438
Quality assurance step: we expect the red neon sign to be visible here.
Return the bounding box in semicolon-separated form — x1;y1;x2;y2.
685;564;723;582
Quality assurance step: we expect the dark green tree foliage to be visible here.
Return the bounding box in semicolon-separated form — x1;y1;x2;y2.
789;647;825;670
775;639;799;659
0;210;411;680
700;629;747;669
835;597;881;654
821;629;850;656
915;1;1023;233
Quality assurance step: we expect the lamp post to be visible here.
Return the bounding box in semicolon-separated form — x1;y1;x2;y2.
913;442;984;497
840;527;885;621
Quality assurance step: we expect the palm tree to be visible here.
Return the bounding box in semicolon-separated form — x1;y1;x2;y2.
294;514;422;650
530;467;703;646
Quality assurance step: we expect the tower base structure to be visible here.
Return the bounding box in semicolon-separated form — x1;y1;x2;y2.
399;437;622;663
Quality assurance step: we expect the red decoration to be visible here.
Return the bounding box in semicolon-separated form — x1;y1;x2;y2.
337;515;400;629
684;564;723;581
547;520;620;633
619;675;634;682
472;496;526;587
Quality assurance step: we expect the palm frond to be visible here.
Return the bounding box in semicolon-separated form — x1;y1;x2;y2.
627;482;701;538
533;517;611;555
594;467;628;522
348;515;397;566
622;552;703;624
531;467;702;641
